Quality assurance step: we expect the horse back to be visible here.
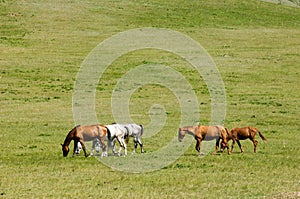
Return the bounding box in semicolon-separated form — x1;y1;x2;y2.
231;127;252;140
121;123;143;137
197;125;223;140
106;124;127;139
76;124;106;141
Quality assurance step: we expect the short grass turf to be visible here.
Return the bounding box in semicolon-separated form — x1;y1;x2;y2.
0;0;299;198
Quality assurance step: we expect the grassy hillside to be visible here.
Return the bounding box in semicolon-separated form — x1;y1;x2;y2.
1;0;299;198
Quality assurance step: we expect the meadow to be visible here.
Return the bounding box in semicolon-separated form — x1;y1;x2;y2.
1;0;299;198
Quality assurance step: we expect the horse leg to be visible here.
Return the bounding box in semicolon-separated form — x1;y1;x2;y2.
98;137;106;157
132;139;137;154
118;137;127;156
95;138;101;153
112;138;117;155
109;138;117;155
230;139;235;153
236;140;243;153
122;138;127;156
226;142;231;155
115;137;123;156
79;140;88;157
222;140;231;155
90;139;96;156
253;139;258;153
195;138;202;156
123;140;127;156
73;140;78;157
132;137;143;154
214;138;220;155
138;138;144;153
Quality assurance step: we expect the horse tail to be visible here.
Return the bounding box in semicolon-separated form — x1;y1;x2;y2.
106;126;111;140
139;124;144;137
257;129;267;142
123;126;130;144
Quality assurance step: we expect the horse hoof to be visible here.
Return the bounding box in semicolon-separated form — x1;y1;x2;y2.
101;152;108;157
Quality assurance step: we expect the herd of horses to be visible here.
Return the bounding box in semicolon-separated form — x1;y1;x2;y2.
61;123;144;157
61;123;267;157
178;125;267;156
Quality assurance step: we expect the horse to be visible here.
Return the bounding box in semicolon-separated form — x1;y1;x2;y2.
106;124;128;156
221;126;267;153
178;125;231;156
110;123;144;154
61;124;109;157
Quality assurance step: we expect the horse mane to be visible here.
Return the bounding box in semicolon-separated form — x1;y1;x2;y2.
181;126;197;131
63;125;80;146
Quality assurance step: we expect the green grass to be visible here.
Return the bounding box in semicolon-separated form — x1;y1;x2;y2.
1;0;300;198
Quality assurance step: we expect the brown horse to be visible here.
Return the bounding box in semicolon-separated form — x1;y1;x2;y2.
222;126;267;153
61;124;109;157
178;125;230;156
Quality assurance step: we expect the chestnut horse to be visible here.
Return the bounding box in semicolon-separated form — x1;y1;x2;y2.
222;126;267;153
61;124;109;157
178;125;230;156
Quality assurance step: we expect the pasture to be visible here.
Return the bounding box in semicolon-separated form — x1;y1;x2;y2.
1;0;299;198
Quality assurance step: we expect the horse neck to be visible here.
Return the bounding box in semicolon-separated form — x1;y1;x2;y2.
63;126;76;146
182;126;197;136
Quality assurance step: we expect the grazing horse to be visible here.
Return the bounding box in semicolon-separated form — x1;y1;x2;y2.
106;124;128;156
111;123;144;154
61;124;108;157
222;126;267;153
178;125;230;156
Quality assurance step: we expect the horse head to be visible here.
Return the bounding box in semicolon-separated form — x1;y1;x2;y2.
220;128;231;153
178;128;186;142
220;141;226;152
61;144;69;157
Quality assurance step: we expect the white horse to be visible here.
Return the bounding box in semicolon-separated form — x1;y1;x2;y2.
110;123;144;154
106;124;128;156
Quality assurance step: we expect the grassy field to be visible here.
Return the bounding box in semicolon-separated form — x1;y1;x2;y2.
1;0;300;198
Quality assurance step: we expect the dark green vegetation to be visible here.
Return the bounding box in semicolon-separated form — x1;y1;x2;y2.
1;0;299;198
